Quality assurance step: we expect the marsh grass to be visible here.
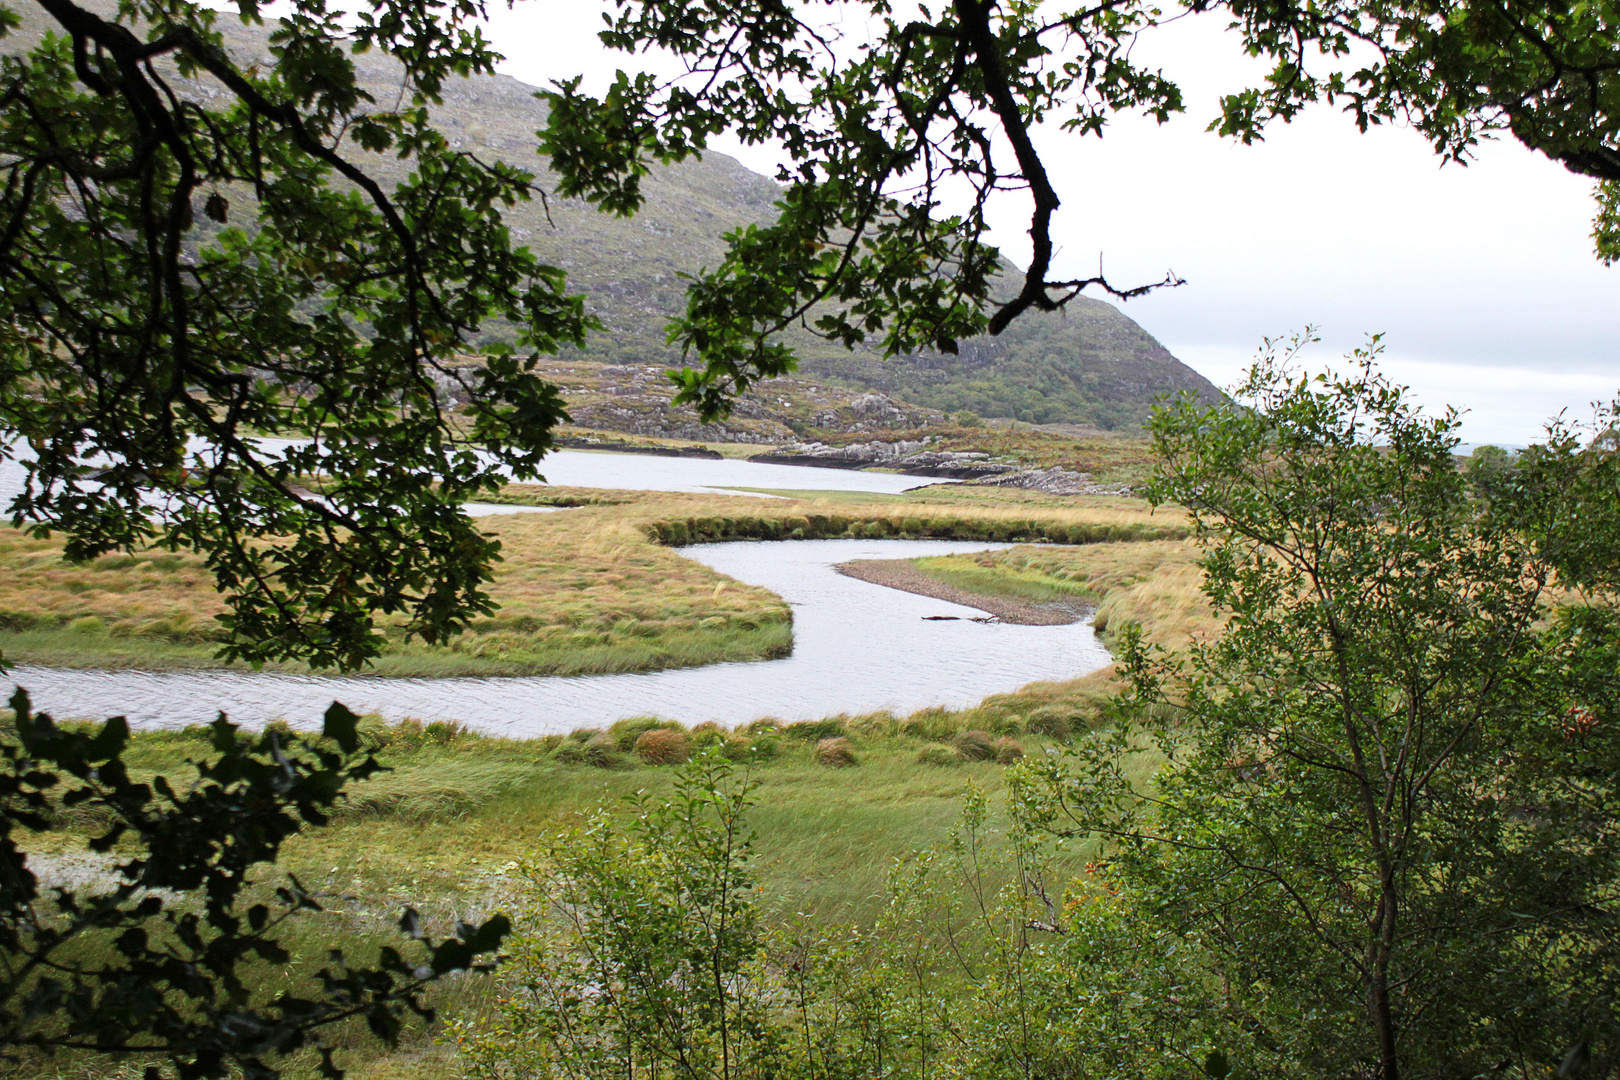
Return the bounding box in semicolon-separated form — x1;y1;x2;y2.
0;487;1187;674
910;539;1214;649
4;672;1173;1080
911;554;1098;603
0;479;1200;1079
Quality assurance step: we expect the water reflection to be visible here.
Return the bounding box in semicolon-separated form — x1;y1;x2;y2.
0;443;928;512
9;539;1111;736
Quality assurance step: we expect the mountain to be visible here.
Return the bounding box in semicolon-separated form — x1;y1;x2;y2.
6;4;1223;431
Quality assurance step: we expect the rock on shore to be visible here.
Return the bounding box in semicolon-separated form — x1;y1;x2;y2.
960;466;1133;496
750;441;1017;480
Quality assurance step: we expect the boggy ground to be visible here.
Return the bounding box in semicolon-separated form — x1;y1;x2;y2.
0;470;1220;1080
0;480;1194;677
4;692;1175;1080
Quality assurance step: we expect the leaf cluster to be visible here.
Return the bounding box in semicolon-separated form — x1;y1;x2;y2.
0;0;594;668
541;0;1188;422
0;689;509;1079
1017;347;1620;1076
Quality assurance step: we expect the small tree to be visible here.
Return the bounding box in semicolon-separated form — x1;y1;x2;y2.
1016;342;1620;1079
1;0;589;670
458;752;767;1080
0;689;509;1079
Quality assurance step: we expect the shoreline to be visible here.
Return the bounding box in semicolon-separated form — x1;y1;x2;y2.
835;559;1094;626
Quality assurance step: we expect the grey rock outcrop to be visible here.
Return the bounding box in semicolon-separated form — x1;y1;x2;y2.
749;441;1017;479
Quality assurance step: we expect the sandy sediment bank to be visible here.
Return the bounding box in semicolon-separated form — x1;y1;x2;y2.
835;559;1093;626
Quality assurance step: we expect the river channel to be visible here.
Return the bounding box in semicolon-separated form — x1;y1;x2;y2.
3;448;1112;736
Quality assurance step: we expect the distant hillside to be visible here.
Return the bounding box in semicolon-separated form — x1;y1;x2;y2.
7;4;1223;430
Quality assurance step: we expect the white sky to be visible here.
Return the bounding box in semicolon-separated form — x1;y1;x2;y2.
481;2;1618;447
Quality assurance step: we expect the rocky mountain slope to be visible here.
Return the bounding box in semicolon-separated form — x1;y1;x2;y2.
8;3;1223;431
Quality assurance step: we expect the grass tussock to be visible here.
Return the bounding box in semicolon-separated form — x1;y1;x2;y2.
814;735;859;767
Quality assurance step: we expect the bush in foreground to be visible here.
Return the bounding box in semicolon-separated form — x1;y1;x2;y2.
0;690;507;1080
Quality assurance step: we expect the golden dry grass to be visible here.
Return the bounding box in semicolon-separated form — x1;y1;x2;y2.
915;539;1215;649
0;484;1190;676
0;534;224;630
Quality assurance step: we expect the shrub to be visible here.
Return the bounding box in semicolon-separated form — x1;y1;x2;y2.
635;728;692;765
981;710;1026;736
585;732;631;769
994;737;1025;764
0;691;507;1080
917;744;958;767
901;707;960;741
848;711;900;738
551;740;589;765
690;721;727;748
424;719;470;745
556;733;631;769
815;736;858;767
952;730;998;761
724;733;780;761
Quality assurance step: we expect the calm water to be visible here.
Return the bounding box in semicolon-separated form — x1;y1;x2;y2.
7;539;1110;735
3;443;1110;735
0;443;928;511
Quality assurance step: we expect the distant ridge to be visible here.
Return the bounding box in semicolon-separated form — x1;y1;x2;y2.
6;4;1224;431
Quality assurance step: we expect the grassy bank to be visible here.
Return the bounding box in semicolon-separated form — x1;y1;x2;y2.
0;485;1189;675
909;540;1213;649
6;696;1163;1080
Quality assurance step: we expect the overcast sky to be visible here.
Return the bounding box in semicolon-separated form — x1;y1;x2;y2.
479;2;1617;447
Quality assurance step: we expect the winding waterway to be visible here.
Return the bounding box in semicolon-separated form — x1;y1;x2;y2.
3;446;1112;735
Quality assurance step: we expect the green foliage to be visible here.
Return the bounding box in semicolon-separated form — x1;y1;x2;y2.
541;0;1617;431
1597;181;1620;264
1214;0;1620;227
1016;343;1620;1077
6;0;1618;675
1466;442;1519;503
456;752;765;1080
0;689;509;1079
463;760;1209;1080
540;0;1188;423
0;0;591;670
